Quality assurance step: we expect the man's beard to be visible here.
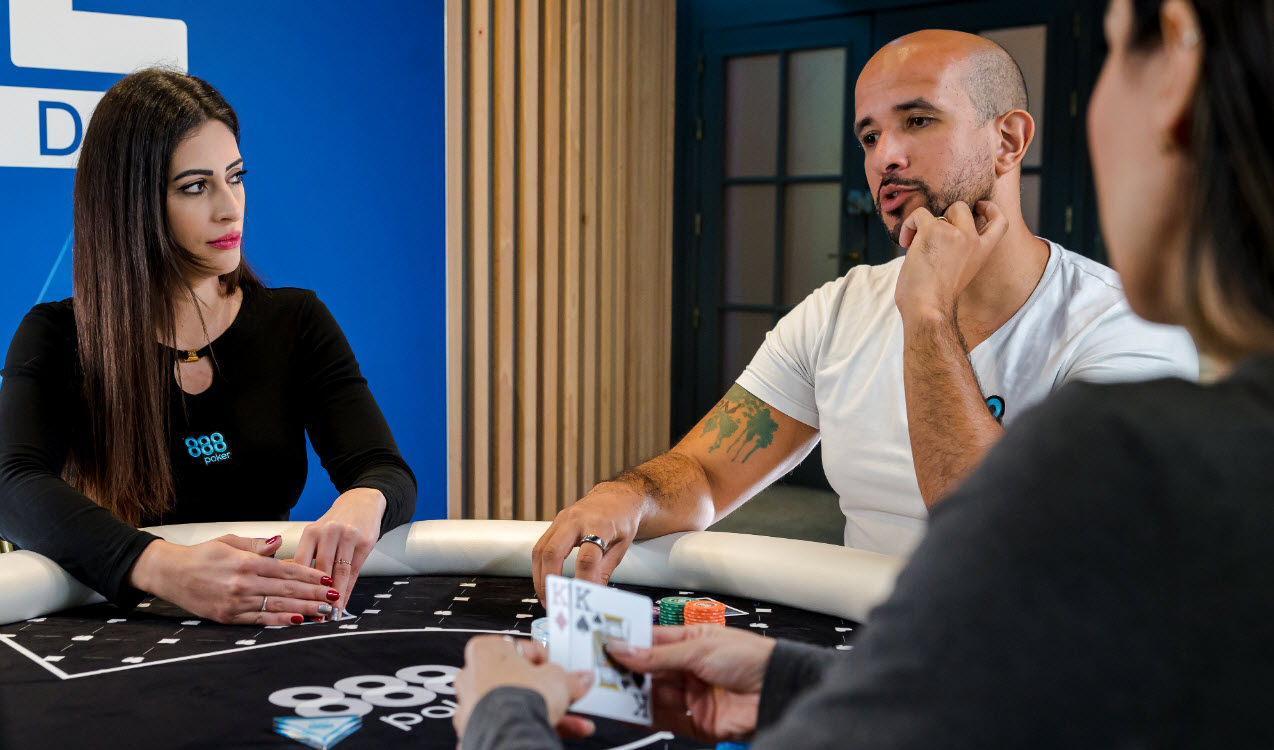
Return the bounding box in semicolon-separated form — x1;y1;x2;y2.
876;163;997;245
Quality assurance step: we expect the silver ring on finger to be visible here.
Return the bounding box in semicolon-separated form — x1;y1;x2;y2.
503;635;525;658
260;596;269;612
580;534;607;554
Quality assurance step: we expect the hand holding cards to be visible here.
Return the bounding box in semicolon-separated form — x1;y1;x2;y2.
544;574;653;725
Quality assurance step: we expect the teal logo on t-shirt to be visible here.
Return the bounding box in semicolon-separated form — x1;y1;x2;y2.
985;395;1005;423
185;433;231;464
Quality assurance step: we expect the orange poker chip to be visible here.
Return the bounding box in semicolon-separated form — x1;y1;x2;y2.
683;599;726;625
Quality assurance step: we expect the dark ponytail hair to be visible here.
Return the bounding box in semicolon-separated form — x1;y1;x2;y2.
1129;0;1274;359
68;69;261;525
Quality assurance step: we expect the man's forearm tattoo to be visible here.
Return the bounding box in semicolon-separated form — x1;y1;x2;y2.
701;384;779;463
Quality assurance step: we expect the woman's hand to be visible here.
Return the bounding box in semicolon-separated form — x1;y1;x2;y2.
605;624;777;743
453;635;596;741
295;487;386;617
127;535;338;625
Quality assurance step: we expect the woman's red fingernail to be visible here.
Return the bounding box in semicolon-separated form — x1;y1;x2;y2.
266;535;281;545
290;615;304;625
326;590;340;601
321;576;334;587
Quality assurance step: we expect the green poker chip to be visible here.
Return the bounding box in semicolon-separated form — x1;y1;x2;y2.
658;596;694;625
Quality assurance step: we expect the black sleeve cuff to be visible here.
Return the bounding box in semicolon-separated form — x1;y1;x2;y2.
461;686;562;750
757;639;835;731
103;532;162;610
348;464;417;537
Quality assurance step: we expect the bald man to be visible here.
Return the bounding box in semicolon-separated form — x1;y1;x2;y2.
532;30;1196;598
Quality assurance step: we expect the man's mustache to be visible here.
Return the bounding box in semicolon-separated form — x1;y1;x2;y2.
877;177;931;203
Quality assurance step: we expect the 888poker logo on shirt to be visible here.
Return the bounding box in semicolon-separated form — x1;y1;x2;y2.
185;432;231;464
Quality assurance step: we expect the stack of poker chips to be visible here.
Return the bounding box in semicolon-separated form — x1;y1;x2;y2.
657;596;694;625
531;617;550;647
683;599;727;626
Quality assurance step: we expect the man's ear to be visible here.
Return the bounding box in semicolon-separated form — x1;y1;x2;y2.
993;109;1035;177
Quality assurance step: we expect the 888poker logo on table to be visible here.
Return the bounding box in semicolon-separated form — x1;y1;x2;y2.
270;662;462;737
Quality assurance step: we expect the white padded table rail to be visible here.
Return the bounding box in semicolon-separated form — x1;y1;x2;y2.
0;519;904;626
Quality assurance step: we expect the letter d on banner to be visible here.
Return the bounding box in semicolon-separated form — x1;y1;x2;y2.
0;86;105;168
38;102;81;157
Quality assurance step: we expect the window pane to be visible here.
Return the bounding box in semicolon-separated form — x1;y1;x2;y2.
726;55;779;177
721;311;775;394
783;183;841;305
1021;173;1041;235
979;25;1047;168
786;47;845;176
723;185;777;305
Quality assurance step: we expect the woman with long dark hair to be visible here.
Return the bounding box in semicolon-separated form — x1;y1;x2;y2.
451;0;1274;746
0;69;416;625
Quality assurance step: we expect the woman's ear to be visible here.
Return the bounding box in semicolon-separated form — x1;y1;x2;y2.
1155;0;1203;149
994;109;1035;177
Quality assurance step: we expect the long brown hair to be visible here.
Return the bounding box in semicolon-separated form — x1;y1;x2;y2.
1129;0;1274;359
68;69;262;525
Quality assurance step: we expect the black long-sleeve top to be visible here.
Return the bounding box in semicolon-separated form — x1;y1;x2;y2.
0;286;416;608
462;356;1274;749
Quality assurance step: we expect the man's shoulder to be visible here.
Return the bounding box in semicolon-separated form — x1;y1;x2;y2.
1043;241;1125;299
807;257;904;312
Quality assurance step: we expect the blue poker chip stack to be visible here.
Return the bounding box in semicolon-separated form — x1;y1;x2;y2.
531;616;550;647
715;743;751;750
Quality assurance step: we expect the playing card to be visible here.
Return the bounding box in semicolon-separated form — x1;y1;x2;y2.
544;575;652;725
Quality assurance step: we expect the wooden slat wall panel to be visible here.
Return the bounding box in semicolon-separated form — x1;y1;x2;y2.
516;0;541;522
444;0;466;519
493;0;517;522
447;0;676;521
468;0;492;521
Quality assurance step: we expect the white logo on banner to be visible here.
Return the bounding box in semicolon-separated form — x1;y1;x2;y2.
2;0;188;168
9;0;187;74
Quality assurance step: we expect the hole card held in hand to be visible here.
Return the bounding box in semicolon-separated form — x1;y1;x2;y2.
544;575;653;726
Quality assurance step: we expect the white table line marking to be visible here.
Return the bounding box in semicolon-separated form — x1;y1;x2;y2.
0;627;529;681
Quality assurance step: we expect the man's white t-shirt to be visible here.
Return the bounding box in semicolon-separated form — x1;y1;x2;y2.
735;240;1199;558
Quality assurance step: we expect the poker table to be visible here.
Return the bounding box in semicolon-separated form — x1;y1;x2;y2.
0;520;903;749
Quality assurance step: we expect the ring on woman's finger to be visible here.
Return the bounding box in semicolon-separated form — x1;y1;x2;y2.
335;559;352;566
260;596;269;612
936;216;950;223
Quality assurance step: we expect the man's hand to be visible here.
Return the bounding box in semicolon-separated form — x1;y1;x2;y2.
532;481;646;603
605;624;777;742
894;200;1010;324
453;635;595;741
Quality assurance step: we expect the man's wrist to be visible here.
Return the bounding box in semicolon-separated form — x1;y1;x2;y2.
899;302;955;329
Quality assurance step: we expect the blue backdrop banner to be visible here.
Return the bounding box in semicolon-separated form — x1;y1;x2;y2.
0;1;446;522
